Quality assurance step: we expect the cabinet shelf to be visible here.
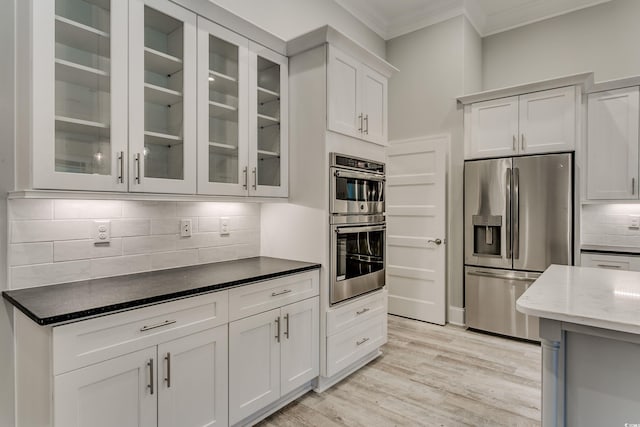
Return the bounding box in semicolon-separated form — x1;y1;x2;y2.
144;131;183;146
209;142;239;156
55;116;110;136
144;47;183;75
257;149;279;159
209;141;237;150
55;59;110;90
144;83;182;106
209;101;238;121
257;114;279;129
55;15;110;55
257;87;279;104
209;70;238;96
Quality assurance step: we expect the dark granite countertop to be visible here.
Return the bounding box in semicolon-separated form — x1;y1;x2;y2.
2;257;320;326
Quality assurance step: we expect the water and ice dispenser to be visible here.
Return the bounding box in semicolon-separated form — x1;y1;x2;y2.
472;215;502;257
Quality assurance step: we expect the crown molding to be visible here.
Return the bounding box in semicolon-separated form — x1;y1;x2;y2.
333;0;389;39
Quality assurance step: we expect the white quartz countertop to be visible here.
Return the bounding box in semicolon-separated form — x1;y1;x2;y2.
517;265;640;335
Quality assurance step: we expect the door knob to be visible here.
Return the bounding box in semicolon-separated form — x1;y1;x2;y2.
428;238;443;245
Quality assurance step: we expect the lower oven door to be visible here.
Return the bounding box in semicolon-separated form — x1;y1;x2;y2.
331;223;386;305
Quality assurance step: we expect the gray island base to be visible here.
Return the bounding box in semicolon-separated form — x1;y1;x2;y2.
517;265;640;427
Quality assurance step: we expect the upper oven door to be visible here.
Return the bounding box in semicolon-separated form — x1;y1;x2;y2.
331;168;385;215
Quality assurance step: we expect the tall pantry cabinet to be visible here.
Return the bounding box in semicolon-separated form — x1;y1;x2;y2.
16;0;288;197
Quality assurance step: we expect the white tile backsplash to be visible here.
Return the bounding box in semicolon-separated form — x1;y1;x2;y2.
582;204;640;247
8;199;261;289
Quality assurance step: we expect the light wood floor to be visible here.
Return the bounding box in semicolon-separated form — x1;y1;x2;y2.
258;315;541;427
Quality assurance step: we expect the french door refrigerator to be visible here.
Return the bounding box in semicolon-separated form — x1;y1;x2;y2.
464;153;573;340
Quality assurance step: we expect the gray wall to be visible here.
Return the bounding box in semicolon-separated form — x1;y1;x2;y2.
0;0;15;425
483;0;640;89
209;0;386;57
386;15;482;314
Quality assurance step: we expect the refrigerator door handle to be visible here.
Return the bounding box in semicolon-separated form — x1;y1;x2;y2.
506;168;512;259
513;168;520;260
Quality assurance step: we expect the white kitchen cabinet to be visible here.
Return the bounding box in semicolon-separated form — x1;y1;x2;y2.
54;347;158;427
157;327;228;427
30;0;129;191
586;87;640;200
465;86;576;159
468;96;519;159
229;297;319;425
196;21;289;198
328;45;388;145
129;0;197;194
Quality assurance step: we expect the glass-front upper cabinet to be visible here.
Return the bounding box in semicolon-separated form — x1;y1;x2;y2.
32;0;128;191
248;42;288;197
197;17;249;196
129;0;197;194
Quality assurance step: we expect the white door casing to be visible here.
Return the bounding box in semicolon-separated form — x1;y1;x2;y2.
386;136;447;325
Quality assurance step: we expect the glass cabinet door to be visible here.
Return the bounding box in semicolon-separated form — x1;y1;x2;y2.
129;0;196;194
197;18;249;196
248;42;288;198
32;0;128;191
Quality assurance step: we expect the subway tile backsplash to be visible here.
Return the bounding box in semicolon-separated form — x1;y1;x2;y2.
582;204;640;247
8;199;261;289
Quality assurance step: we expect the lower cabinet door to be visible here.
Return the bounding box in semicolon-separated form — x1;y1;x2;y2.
157;326;228;427
54;347;157;427
229;308;281;425
280;297;319;395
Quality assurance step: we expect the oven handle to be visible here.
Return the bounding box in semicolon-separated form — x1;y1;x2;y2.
334;169;385;182
336;224;386;234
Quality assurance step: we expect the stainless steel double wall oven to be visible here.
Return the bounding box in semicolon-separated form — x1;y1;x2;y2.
330;153;386;305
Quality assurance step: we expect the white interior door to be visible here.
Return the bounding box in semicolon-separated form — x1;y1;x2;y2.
386;136;447;325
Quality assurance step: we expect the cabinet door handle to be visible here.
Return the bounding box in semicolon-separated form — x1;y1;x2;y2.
252;167;257;190
358;114;363;132
271;289;292;297
356;337;370;346
284;313;290;339
135;153;141;184
356;307;370;316
275;317;281;343
521;133;525;151
140;319;176;332
633;177;636;195
117;151;124;184
147;359;154;395
512;135;516;151
364;114;369;135
243;166;248;189
164;352;171;388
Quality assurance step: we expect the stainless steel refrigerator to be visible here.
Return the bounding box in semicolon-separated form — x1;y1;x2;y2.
464;153;573;340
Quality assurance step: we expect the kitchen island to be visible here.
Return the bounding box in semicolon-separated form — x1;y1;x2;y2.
517;265;640;427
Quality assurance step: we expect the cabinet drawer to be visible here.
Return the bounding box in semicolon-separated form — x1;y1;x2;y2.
326;290;387;336
53;291;228;375
581;253;636;271
228;270;319;321
326;313;387;377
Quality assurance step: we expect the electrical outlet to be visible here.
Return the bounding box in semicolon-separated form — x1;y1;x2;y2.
629;215;640;229
93;220;111;244
180;219;192;237
220;217;230;236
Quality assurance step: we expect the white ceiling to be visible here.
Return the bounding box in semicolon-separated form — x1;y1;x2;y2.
334;0;613;39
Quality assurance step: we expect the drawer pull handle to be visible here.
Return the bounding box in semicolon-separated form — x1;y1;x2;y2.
140;319;176;332
356;337;370;346
271;289;292;297
596;264;622;269
147;359;154;395
356;308;370;316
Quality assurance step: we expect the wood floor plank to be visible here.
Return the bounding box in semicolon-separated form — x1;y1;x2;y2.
257;315;541;426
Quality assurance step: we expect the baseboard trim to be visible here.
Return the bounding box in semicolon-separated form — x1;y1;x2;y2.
314;349;382;393
448;306;465;326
